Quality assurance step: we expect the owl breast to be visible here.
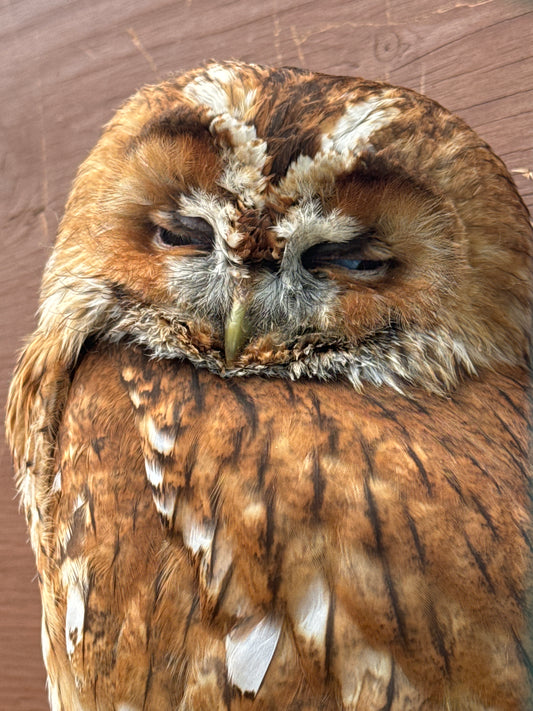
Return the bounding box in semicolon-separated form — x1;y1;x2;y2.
46;343;529;710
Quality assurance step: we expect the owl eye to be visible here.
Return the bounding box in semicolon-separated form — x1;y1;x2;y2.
301;237;389;274
325;258;386;270
155;215;214;249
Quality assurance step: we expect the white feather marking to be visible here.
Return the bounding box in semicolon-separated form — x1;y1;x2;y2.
65;582;85;657
57;520;73;550
293;574;330;643
146;416;175;455
41;614;51;663
182;510;216;554
183;68;235;115
46;679;63;711
129;388;141;409
209;114;269;207
277;97;400;201
51;469;62;494
73;493;86;513
211;113;254;146
226;615;282;694
225;228;245;248
184;65;258;120
277;150;347;201
237;88;259;119
153;489;177;519
211;115;267;168
323;97;399;155
116;705;141;711
205;63;238;85
144;458;164;487
21;473;39;551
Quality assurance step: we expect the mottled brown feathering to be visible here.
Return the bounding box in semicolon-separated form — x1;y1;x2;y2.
5;61;532;710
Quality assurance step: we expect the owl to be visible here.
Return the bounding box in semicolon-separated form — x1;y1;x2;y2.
6;61;532;710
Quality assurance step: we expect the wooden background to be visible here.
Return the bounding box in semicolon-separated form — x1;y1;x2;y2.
1;0;531;707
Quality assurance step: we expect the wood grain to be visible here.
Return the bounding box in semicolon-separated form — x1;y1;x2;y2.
1;1;531;707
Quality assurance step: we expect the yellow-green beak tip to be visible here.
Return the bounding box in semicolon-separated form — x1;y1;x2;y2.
224;297;250;367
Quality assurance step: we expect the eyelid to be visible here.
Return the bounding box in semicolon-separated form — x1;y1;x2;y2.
173;214;214;238
152;213;215;248
301;233;391;271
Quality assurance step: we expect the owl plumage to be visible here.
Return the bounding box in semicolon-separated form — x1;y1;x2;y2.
6;61;532;710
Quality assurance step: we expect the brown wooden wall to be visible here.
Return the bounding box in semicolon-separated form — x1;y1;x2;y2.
1;1;531;707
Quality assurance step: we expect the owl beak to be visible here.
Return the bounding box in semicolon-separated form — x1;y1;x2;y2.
225;294;251;367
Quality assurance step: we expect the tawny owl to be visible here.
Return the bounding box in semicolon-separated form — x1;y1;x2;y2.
6;61;532;710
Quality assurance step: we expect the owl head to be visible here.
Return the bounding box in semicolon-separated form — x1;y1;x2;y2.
13;61;533;408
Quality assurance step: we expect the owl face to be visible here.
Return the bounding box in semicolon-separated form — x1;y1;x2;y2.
40;61;531;391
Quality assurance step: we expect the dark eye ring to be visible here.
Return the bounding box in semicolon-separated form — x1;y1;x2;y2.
155;214;214;249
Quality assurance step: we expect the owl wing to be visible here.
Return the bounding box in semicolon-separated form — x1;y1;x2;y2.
27;342;530;710
35;344;178;708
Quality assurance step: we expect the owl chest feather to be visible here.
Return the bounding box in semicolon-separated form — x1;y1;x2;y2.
41;343;530;711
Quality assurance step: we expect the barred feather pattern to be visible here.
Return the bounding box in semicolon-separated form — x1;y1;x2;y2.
35;344;530;710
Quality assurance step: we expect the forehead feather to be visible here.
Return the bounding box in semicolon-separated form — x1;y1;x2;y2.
174;62;404;205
